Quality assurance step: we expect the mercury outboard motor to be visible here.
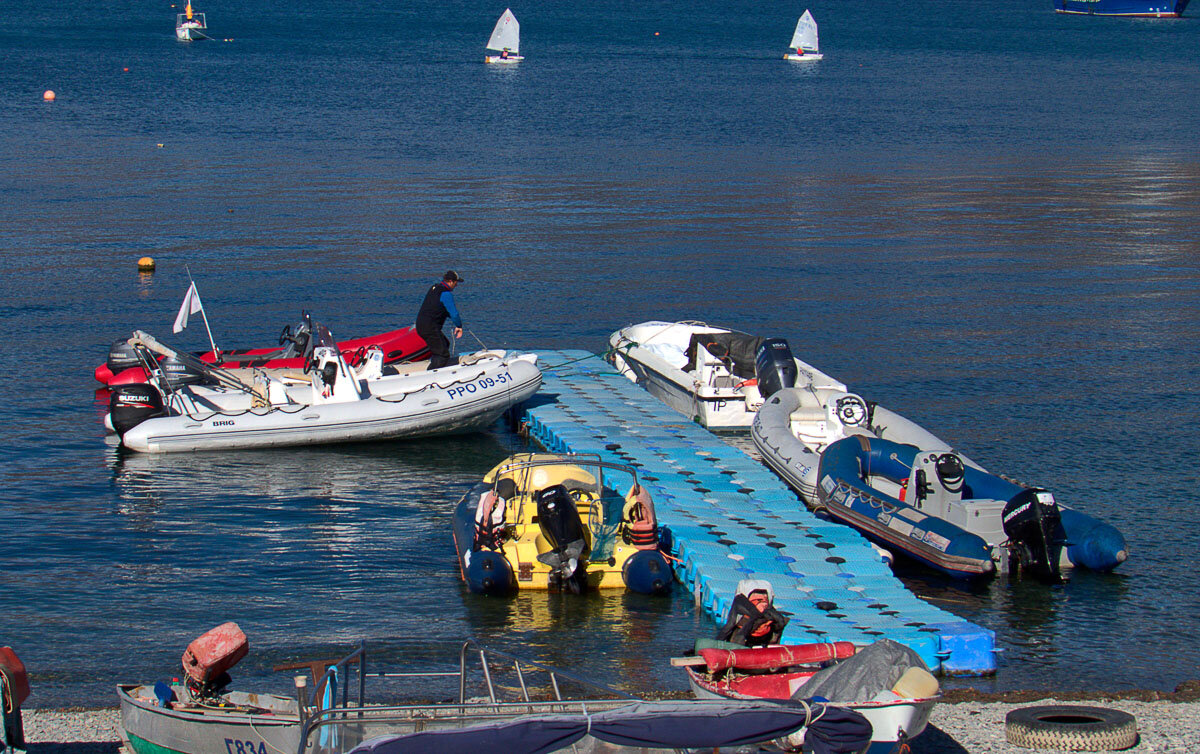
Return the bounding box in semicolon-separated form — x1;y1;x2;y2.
109;384;165;436
754;338;798;399
534;484;588;593
106;337;144;374
1002;488;1065;583
160;353;209;386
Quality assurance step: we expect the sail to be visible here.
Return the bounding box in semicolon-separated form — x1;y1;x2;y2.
486;8;520;53
789;10;818;52
185;0;193;20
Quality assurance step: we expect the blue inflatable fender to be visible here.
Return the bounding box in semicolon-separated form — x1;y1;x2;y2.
1060;508;1128;571
465;549;515;595
623;549;673;595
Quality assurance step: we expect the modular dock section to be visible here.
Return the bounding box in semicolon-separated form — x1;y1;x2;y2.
521;350;996;676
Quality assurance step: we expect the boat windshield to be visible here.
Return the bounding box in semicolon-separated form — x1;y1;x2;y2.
176;13;205;26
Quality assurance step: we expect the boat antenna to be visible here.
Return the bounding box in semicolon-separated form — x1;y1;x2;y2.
185;264;221;359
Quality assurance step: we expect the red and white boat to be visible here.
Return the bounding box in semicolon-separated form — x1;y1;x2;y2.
680;642;938;752
96;315;429;386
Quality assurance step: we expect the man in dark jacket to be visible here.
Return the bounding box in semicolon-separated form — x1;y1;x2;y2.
416;271;464;369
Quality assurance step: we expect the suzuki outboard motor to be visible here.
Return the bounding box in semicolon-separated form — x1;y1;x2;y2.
106;337;143;375
109;384;165;437
754;338;798;399
1002;488;1065;583
160;353;210;386
534;484;588;593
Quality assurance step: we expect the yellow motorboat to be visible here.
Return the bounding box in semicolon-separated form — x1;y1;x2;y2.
453;454;672;595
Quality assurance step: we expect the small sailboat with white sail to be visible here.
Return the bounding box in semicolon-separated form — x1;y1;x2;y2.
484;8;523;64
783;10;822;61
175;0;209;41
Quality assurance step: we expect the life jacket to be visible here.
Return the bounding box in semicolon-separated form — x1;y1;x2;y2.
715;593;790;648
416;282;453;332
473;490;507;551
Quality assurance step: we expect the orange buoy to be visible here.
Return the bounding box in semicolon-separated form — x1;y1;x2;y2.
123;67;129;72
137;257;156;272
43;90;55;101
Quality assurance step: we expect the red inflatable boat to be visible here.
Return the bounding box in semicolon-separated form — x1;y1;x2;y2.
96;320;429;386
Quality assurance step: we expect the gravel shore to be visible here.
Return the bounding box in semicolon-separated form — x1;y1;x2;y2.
18;700;1200;753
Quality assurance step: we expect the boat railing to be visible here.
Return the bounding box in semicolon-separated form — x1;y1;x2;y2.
294;638;637;754
828;478;898;515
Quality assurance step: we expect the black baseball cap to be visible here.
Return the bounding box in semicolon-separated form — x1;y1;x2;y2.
444;270;464;282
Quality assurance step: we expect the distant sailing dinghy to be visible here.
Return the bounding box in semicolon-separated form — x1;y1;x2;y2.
175;0;208;41
783;10;822;61
484;8;523;64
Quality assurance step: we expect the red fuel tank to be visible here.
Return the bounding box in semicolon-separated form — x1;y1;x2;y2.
181;622;248;684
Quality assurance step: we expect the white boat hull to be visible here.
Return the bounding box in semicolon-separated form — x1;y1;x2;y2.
609;321;844;430
116;356;540;453
485;55;523;64
783;52;823;61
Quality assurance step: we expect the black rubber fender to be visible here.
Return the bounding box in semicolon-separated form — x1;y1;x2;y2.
1005;705;1137;750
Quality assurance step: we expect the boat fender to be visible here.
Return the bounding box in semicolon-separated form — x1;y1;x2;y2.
108;384;165;436
0;646;31;712
622;549;671;595
1002;488;1065;583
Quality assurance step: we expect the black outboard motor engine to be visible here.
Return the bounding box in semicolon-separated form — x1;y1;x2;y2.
534;484;588;593
107;337;144;375
109;384;165;436
160;354;210;386
1002;488;1065;583
754;338;798;399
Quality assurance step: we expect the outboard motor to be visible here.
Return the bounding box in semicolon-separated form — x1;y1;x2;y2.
106;337;143;374
754;338;798;399
160;353;209;386
1002;488;1065;583
181;622;248;700
534;484;588;593
108;384;165;437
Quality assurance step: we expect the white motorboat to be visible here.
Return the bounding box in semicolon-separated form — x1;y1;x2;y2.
782;10;823;61
175;1;208;41
484;8;523;63
106;326;541;453
607;321;843;429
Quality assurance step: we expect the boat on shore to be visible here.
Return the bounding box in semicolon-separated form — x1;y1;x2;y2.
678;639;938;753
97;313;429;387
105;326;540;453
452;454;672;595
175;1;209;41
783;10;824;61
608;321;843;429
484;8;523;64
1053;0;1189;16
753;385;1128;579
120;627;861;754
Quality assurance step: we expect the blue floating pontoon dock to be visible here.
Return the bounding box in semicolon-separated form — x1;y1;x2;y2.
521;350;996;676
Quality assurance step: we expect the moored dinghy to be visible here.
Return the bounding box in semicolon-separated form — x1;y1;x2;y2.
105;325;541;453
783;10;823;61
175;1;208;41
752;385;1128;579
608;321;843;429
484;8;523;63
453;454;672;595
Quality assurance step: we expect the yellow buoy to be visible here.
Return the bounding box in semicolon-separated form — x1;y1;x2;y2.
43;90;56;101
137;257;156;272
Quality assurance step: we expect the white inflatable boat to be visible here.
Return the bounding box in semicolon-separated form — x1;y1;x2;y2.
106;328;541;453
607;321;842;429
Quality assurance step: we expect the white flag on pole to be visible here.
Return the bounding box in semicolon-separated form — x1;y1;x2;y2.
173;282;204;333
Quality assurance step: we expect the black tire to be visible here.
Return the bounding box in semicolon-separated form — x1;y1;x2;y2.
1005;705;1138;751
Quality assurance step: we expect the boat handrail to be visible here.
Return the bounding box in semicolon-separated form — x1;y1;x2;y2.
828;478;898;515
494;455;639;486
294;638;637;754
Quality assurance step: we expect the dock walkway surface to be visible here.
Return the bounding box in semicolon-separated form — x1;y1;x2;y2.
521;350;996;676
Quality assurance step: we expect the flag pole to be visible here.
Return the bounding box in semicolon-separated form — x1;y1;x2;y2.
185;264;220;357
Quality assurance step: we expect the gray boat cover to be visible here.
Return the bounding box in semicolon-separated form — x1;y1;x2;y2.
790;638;928;703
346;699;824;753
685;332;762;379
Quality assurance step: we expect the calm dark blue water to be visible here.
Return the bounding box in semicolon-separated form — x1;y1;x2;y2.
2;0;1199;708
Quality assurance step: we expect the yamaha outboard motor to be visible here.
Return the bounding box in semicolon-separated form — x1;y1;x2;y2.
1002;488;1065;583
109;384;165;437
160;353;210;386
534;484;588;593
754;338;798;399
106;337;144;375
